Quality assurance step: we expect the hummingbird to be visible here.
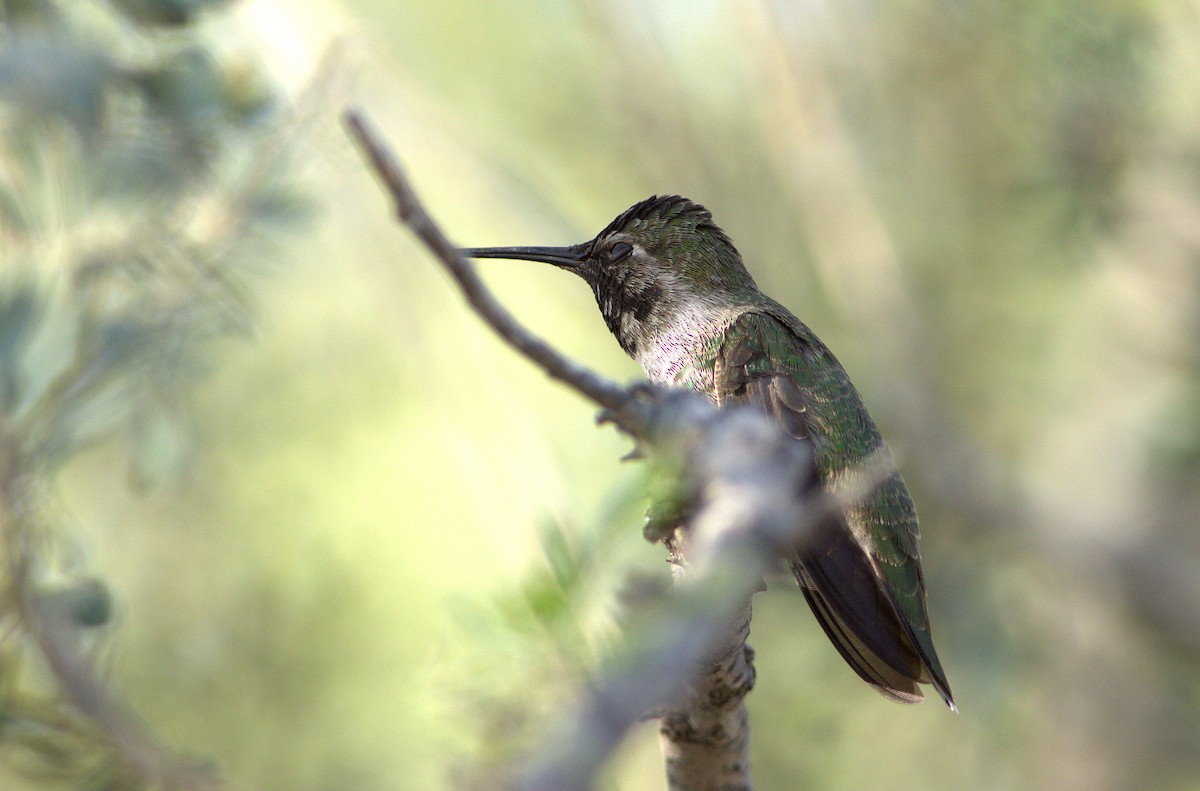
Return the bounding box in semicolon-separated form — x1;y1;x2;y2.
462;195;954;709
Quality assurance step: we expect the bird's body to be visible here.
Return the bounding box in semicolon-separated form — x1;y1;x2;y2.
464;195;954;708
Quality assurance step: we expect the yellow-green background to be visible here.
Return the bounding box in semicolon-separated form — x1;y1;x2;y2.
15;0;1200;789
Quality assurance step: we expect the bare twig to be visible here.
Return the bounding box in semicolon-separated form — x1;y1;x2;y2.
342;108;643;431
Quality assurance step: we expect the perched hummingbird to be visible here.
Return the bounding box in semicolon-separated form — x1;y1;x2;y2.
462;195;954;709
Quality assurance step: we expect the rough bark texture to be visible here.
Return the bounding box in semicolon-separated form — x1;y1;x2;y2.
660;530;756;791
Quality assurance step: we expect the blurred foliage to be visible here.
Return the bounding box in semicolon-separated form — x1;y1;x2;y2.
5;0;1200;790
0;0;306;787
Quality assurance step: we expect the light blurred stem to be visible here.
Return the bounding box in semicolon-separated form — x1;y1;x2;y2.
0;431;221;790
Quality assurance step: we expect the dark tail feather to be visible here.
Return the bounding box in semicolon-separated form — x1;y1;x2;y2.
792;523;931;704
799;582;923;703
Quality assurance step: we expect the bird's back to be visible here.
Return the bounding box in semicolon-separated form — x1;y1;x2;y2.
649;299;954;707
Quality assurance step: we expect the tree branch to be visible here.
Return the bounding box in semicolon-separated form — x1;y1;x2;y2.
342;108;644;431
343;107;890;791
0;437;220;790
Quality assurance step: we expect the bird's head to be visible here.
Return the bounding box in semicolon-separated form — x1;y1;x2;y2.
462;195;756;355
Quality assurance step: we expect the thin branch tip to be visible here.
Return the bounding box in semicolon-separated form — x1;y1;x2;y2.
342;105;638;419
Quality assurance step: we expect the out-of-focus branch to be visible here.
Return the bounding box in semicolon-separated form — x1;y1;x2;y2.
509;403;888;791
0;436;220;791
504;397;818;791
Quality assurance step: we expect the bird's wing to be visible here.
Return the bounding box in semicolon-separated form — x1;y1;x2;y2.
713;310;944;704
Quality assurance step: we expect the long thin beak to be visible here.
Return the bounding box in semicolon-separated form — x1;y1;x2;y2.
459;245;586;269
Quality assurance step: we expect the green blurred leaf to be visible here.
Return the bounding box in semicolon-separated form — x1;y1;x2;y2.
0;283;41;414
106;0;228;28
537;519;579;591
0;36;111;140
244;187;313;228
131;46;229;138
37;579;113;628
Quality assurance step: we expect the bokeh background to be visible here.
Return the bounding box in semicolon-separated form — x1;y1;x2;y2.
4;1;1200;789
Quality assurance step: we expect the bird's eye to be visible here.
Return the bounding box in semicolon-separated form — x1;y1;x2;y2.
608;242;633;262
